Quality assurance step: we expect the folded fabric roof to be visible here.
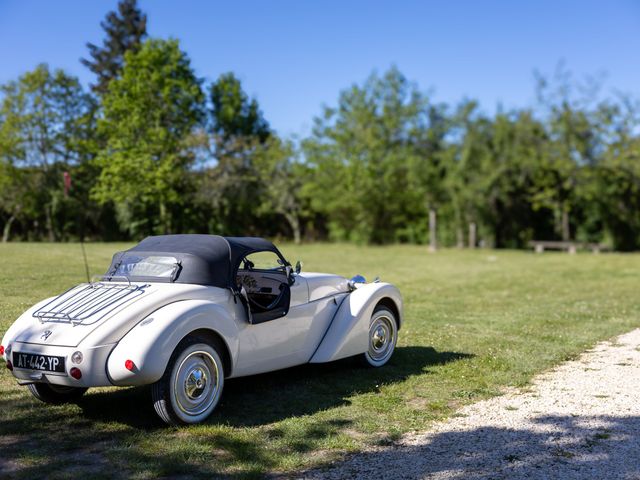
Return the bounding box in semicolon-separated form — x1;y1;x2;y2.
106;234;286;288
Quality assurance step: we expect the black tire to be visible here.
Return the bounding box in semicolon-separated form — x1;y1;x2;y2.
152;335;225;426
27;383;88;404
361;305;398;368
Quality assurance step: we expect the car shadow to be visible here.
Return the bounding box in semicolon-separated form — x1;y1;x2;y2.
0;346;472;478
72;345;473;428
213;346;474;427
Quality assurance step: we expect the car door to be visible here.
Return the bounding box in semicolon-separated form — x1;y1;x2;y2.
232;253;343;376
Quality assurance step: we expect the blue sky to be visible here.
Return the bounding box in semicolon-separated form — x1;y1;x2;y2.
1;1;639;136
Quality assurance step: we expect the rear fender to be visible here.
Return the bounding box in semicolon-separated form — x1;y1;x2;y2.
309;282;403;363
1;296;56;359
107;300;239;386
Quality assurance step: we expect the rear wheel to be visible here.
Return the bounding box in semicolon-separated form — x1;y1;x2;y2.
361;306;398;367
152;335;225;425
27;383;87;404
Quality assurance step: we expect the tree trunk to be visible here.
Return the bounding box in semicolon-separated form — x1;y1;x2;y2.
2;215;16;243
428;209;437;252
561;207;570;242
159;201;171;234
45;205;55;242
456;227;464;249
469;222;477;249
284;212;302;245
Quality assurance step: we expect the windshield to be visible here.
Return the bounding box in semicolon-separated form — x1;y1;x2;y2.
112;255;179;280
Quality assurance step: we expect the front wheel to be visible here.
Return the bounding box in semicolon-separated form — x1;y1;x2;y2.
361;306;398;367
27;383;88;404
152;336;225;425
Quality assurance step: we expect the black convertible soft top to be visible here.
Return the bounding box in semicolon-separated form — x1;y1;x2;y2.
105;234;288;289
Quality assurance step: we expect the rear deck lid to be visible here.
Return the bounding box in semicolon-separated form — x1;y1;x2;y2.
14;282;148;347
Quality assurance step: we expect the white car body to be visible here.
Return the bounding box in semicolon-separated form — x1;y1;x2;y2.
1;235;402;424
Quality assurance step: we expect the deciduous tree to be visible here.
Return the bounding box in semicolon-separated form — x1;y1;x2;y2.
0;64;95;240
92;39;204;235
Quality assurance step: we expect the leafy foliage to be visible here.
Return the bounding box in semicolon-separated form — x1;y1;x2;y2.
2;0;640;248
254;137;310;243
0;64;96;241
91;39;204;235
209;72;270;144
196;73;272;236
303;67;442;243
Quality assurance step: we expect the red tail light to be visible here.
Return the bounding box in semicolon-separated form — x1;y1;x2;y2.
70;367;82;379
6;360;13;371
0;345;4;356
124;359;135;371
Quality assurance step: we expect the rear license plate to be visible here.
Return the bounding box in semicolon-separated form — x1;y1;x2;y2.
12;351;65;373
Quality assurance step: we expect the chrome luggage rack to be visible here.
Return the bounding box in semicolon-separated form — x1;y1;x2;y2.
32;276;147;326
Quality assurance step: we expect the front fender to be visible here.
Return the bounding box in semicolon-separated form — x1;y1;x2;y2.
107;300;239;386
309;282;403;363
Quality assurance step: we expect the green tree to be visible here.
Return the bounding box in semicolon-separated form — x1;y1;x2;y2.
304;67;445;244
92;39;204;235
0;64;95;241
534;67;602;241
0;161;39;242
197;73;271;235
210;73;270;145
443;100;494;247
81;0;147;95
254;137;308;243
488;110;551;247
589;98;640;250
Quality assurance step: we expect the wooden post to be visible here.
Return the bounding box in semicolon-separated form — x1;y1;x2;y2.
562;209;570;242
428;209;437;253
568;244;576;254
468;222;476;249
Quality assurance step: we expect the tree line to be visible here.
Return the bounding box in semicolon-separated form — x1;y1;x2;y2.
2;0;640;249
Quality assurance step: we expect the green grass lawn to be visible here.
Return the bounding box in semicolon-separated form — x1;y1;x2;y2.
1;243;639;479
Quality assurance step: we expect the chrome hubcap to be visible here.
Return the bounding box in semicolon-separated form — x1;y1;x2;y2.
185;367;207;399
368;315;395;363
372;325;387;349
173;350;219;417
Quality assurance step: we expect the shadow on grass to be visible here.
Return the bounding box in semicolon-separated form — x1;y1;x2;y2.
0;346;471;479
298;414;640;479
77;346;473;428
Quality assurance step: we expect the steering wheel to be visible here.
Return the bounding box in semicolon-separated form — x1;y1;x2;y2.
247;283;287;312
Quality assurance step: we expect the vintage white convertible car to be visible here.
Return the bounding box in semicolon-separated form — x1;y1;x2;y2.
1;235;402;425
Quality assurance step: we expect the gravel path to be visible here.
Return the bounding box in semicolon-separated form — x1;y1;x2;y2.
300;329;640;480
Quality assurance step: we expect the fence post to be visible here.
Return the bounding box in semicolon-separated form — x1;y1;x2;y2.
469;222;476;249
428;209;437;253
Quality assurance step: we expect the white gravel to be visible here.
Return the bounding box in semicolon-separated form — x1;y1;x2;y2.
299;329;640;479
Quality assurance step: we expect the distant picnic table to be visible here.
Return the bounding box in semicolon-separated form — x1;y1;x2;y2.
528;240;609;254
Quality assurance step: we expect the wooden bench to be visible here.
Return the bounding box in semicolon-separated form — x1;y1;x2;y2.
528;241;609;254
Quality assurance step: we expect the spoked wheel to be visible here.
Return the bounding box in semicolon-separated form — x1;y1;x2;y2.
362;306;398;367
27;383;88;404
152;335;225;425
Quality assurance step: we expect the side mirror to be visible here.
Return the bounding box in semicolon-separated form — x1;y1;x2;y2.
295;261;302;274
